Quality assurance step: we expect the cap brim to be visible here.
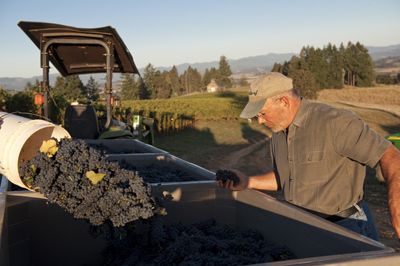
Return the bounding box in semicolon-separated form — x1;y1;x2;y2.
240;98;267;119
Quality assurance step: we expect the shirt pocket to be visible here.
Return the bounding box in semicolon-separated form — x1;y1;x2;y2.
297;151;326;185
299;151;324;164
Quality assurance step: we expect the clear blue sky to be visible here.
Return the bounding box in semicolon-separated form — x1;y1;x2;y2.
1;0;399;77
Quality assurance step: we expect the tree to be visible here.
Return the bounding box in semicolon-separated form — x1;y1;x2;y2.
286;55;319;99
53;75;85;102
5;91;37;114
120;73;137;100
168;66;181;97
342;42;374;87
216;55;232;88
353;42;375;86
304;47;329;89
143;63;159;99
0;86;9;111
289;69;318;99
137;77;150;99
324;44;343;89
84;76;100;102
180;66;202;94
203;67;219;89
271;63;283;73
157;71;173;99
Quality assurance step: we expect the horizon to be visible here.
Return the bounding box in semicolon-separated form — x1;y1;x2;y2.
1;0;400;78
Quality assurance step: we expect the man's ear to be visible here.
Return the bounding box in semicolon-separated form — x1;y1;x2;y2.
279;96;290;107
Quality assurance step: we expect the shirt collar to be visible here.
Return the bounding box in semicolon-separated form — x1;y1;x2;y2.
291;98;310;128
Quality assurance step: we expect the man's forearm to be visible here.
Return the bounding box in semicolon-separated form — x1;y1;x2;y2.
380;144;400;238
247;171;279;191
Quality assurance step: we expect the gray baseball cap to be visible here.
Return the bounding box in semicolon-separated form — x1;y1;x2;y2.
240;72;293;119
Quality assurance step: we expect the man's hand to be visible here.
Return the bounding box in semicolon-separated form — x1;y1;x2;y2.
380;144;400;239
216;169;248;191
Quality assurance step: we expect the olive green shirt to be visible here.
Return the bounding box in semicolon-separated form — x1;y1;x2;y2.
270;99;390;215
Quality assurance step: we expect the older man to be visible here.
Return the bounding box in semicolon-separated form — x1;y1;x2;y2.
220;72;400;240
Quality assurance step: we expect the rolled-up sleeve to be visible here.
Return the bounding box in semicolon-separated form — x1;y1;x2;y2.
331;110;391;168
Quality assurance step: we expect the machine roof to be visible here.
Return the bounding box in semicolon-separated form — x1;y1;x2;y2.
18;21;140;76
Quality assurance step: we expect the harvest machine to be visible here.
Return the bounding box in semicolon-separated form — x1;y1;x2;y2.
18;21;154;143
1;21;400;266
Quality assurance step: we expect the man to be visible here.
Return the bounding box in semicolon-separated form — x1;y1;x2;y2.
220;72;400;240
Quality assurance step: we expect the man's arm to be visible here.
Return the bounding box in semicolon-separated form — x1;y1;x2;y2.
219;170;279;191
379;144;400;239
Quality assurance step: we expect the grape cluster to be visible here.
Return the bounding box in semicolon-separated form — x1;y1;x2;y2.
101;218;296;266
215;169;240;186
20;139;157;227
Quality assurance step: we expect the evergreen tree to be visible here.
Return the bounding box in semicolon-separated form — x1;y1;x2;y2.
342;42;374;87
120;73;136;100
216;55;232;88
84;76;100;102
5;91;37;114
271;63;283;73
137;77;150;99
0;86;9;111
157;71;173;99
354;42;375;86
286;56;319;99
324;44;344;89
180;66;202;94
143;63;160;99
168;66;181;97
305;47;329;89
202;68;212;88
290;69;318;99
53;75;85;102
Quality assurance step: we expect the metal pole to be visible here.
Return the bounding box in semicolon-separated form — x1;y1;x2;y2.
41;46;50;118
104;40;114;129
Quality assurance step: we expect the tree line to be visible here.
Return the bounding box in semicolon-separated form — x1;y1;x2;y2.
0;55;234;120
121;55;233;100
271;42;375;99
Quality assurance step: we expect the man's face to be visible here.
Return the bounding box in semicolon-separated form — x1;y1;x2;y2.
256;97;288;132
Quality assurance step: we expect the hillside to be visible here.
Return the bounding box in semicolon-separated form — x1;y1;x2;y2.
2;43;400;91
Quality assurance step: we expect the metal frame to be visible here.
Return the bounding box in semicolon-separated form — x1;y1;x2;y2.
18;21;141;129
40;36;114;128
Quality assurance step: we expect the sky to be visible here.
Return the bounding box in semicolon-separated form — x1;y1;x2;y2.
0;0;399;78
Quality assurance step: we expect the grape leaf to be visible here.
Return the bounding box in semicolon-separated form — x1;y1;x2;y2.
39;139;58;158
85;170;106;185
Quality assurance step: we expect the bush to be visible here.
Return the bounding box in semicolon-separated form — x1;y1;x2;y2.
376;74;398;85
5;91;37;115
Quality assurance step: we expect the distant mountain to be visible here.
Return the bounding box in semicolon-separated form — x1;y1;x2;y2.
0;73;121;92
367;44;400;60
155;52;295;74
2;44;400;91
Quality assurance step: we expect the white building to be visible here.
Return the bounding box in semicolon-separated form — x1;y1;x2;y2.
207;79;219;93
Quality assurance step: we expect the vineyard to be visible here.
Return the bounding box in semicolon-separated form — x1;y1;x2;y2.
120;91;248;133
